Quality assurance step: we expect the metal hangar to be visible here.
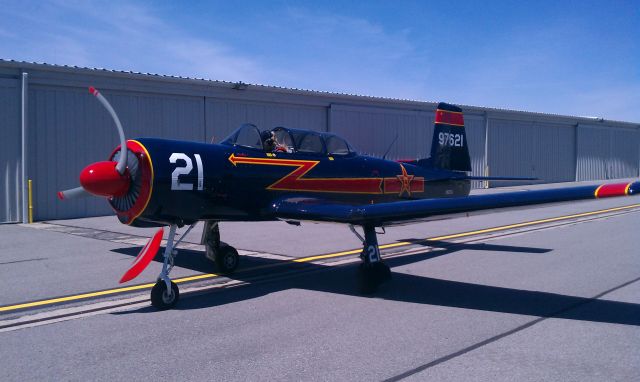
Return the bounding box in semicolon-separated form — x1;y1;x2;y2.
0;60;638;223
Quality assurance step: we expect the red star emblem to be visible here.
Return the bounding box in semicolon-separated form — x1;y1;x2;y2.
396;164;414;196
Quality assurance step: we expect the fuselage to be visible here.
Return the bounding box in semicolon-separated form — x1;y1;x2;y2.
112;137;470;227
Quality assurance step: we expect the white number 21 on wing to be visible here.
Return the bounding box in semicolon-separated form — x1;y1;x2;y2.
170;153;203;191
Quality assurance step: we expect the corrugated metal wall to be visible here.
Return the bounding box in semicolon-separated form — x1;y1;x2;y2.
0;78;21;223
576;124;639;180
0;62;638;222
329;105;433;159
487;119;576;186
27;86;205;220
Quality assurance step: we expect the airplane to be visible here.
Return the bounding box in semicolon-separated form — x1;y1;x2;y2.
57;87;640;309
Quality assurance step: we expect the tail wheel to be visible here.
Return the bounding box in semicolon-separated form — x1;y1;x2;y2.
151;280;180;310
215;245;239;274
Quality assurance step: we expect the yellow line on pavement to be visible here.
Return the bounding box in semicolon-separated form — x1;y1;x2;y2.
1;203;639;313
0;283;155;312
294;203;640;261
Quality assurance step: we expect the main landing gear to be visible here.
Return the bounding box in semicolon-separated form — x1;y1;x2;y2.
351;225;391;294
151;223;196;310
201;221;240;275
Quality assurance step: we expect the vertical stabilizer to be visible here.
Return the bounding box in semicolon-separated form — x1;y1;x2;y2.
429;102;471;172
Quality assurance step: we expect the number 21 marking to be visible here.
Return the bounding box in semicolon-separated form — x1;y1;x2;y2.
170;153;203;191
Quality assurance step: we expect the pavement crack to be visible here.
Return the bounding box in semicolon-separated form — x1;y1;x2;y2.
0;258;47;265
383;274;640;381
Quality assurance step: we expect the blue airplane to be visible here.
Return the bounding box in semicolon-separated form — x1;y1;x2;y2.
58;87;640;309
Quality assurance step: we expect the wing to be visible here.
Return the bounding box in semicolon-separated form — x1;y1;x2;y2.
270;181;640;226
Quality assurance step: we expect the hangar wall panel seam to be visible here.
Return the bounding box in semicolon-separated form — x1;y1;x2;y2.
0;78;21;223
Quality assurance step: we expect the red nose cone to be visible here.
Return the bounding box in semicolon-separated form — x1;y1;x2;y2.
79;161;130;197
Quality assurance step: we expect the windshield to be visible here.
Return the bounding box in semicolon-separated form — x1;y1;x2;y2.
272;127;295;152
291;131;325;155
325;135;351;155
221;124;262;149
222;125;356;156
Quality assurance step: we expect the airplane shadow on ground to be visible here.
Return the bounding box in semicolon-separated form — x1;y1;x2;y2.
111;240;640;326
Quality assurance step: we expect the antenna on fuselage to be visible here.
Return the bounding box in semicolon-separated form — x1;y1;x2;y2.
382;132;399;160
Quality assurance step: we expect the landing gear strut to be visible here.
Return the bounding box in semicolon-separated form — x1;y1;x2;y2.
352;224;391;294
202;221;239;274
150;223;196;310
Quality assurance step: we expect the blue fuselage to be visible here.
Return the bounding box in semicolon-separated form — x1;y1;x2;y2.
118;138;470;227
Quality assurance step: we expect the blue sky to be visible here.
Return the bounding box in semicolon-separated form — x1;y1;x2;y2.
1;0;638;121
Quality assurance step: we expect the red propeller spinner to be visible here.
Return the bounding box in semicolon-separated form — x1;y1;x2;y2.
79;161;130;197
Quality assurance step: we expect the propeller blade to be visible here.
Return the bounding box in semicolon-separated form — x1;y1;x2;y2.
57;187;89;200
57;87;130;202
89;86;128;175
119;228;164;284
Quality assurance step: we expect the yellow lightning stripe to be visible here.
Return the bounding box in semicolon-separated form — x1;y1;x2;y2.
229;154;384;194
1;203;639;313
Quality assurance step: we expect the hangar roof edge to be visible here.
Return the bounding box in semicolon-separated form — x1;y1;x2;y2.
1;58;638;127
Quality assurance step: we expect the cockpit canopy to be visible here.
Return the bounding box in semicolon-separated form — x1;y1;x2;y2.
221;124;356;156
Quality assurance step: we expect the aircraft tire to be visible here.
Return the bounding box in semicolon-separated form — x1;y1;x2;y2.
215;245;239;274
151;280;180;310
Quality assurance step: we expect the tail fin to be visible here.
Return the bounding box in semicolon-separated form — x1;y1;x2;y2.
427;102;471;172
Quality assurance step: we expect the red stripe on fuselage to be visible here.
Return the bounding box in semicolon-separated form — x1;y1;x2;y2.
383;163;425;196
274;177;383;193
383;177;425;194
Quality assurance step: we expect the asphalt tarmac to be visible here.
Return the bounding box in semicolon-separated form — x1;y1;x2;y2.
1;182;639;381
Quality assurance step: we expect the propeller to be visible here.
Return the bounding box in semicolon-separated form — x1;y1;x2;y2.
57;86;129;200
119;228;164;284
58;86;162;283
57;186;88;200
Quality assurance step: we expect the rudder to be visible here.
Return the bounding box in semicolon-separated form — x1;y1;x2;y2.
429;102;471;172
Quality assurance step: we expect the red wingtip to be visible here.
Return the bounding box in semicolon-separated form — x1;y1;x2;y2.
57;191;64;200
89;86;98;96
119;228;164;284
